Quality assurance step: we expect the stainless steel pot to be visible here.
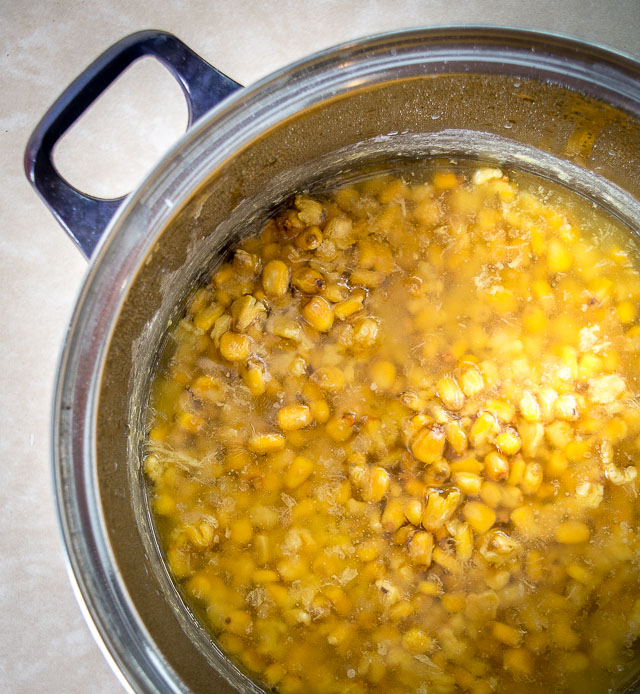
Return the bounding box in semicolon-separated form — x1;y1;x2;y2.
25;27;640;694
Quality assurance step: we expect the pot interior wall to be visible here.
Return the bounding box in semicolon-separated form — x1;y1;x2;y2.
96;71;640;692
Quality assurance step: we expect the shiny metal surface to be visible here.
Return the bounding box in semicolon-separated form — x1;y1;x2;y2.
54;27;640;693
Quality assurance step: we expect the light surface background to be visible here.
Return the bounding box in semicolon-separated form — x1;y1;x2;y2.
1;1;639;692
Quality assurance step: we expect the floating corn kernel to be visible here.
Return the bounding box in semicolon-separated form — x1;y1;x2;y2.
370;360;396;391
230;294;266;331
548;238;572;273
555;394;580;421
555;520;590;544
459;365;485;397
219;331;252;362
301;296;334;332
248;433;285;454
278;404;312;431
445;420;468;455
311;366;345;391
495;430;521;456
285;456;314;489
402;627;434;654
334;289;365;319
262;259;290;298
230;517;253;544
294;195;324;225
491;621;523;647
409;531;434;566
462;501;496;534
484;451;509;481
292;266;326;294
381;498;406;532
295;226;323;251
352;316;379;346
520;462;544;495
422;489;461;531
437;375;465;411
452;471;482;495
367;466;390;502
503;648;533;676
411;425;446;463
469;411;499;447
617;300;636;324
519;392;541;422
325;411;356;442
404;498;423;525
433;171;459;190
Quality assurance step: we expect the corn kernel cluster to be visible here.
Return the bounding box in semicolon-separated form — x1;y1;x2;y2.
145;165;640;694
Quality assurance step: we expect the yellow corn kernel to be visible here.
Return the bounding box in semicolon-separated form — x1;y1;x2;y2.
409;531;434;566
309;399;330;423
555;520;590;544
519;392;541;422
248;433;285;454
334;289;366;319
230;517;253;544
520;462;543;495
311;366;345;391
479;481;503;508
469;411;498;447
487;399;515;423
510;506;535;536
441;593;466;612
353;316;380;346
484;451;509;481
459;365;484;397
325;412;356;442
219;331;252;362
463;501;496;534
382;498;406;532
367;466;390;502
370;360;397;391
433;171;459;190
503;648;533;677
411;425;446;463
193;302;225;332
278;404;312;431
356;538;381;562
322;281;348;303
242;358;267;397
523;306;547;333
292;266;326;294
548;238;572;273
285;456;314;489
495;430;521;456
402;627;434;654
437;375;465;411
452;471;482;495
617;300;636;324
253;536;271;568
432;548;460;575
445;420;468;455
491;621;523;647
252;569;279;583
154;493;175;516
323;585;352;616
404;498;423;525
177;411;205;433
301;296;334;332
264;663;287;687
554;393;580;421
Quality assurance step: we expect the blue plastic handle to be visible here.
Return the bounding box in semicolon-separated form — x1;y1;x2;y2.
24;30;242;258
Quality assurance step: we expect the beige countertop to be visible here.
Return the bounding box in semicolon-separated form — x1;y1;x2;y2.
1;1;639;692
